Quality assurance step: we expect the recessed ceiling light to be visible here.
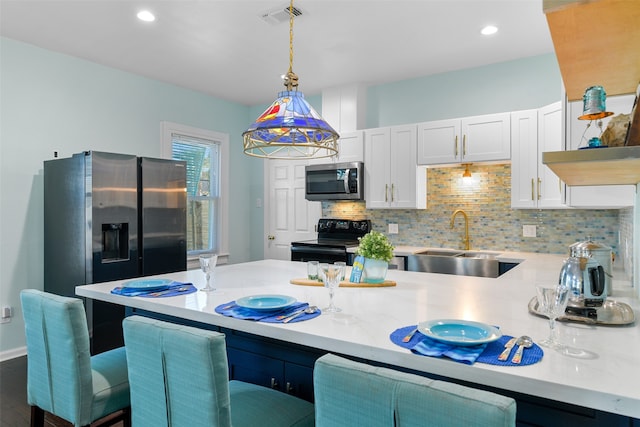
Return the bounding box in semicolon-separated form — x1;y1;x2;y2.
137;10;155;22
481;25;498;36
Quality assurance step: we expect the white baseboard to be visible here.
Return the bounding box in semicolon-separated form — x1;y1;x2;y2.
0;346;27;362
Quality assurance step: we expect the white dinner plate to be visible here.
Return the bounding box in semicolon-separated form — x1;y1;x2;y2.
236;294;297;311
122;278;173;291
418;319;501;346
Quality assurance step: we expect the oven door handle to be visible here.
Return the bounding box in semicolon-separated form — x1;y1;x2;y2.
290;246;347;256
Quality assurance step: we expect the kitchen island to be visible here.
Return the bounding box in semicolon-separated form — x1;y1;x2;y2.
76;253;639;425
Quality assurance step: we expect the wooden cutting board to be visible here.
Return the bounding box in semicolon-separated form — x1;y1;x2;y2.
290;278;396;287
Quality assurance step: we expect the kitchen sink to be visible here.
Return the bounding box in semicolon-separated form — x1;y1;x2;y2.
413;249;501;259
406;250;518;278
414;249;465;257
459;251;501;259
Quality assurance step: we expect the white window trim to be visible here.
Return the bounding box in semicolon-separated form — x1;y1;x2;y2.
160;121;229;267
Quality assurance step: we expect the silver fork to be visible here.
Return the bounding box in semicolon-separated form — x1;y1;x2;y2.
401;327;419;343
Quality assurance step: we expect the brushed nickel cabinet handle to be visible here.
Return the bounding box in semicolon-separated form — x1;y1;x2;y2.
537;178;542;200
454;135;458;157
391;184;395;202
385;184;388;202
531;178;535;201
463;134;467;157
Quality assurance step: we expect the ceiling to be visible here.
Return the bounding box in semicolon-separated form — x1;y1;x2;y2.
0;0;555;106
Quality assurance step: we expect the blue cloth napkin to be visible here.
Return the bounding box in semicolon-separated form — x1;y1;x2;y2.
390;325;543;366
111;281;196;297
215;301;321;323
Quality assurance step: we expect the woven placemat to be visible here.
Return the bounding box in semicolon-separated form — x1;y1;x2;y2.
390;325;543;366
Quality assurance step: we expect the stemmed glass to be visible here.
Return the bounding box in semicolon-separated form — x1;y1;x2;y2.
199;253;218;292
536;283;570;349
321;263;345;313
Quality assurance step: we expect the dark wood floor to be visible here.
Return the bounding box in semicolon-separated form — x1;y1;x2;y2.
0;356;124;427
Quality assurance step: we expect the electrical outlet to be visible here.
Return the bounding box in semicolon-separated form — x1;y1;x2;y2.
523;225;537;238
388;223;399;234
0;306;12;324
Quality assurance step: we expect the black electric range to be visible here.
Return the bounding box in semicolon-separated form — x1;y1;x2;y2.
290;218;371;264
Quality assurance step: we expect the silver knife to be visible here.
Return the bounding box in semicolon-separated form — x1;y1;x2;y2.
497;337;518;361
276;307;306;321
148;286;189;297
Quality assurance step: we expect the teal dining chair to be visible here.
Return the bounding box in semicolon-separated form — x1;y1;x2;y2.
314;353;516;427
122;315;315;427
20;289;131;427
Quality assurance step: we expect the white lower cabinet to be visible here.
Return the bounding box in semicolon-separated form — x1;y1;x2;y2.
364;125;427;209
511;102;566;209
564;94;635;208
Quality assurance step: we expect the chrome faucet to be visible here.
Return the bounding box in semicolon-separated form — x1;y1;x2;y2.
450;209;470;250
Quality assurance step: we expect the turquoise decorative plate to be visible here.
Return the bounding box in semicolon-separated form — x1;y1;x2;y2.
236;294;297;311
418;319;501;346
122;278;173;291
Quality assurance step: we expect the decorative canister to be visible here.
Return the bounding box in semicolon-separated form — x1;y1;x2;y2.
569;237;613;296
578;86;613;121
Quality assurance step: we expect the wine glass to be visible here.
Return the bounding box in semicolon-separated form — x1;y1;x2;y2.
536;283;570;349
321;263;344;313
199;253;218;292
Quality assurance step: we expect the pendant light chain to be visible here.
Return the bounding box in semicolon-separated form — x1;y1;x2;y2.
242;0;339;159
285;0;298;90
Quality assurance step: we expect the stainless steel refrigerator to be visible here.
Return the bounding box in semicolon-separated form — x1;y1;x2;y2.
44;151;187;353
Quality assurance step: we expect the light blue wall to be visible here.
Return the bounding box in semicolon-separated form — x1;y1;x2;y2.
366;53;562;127
0;36;560;357
0;37;261;354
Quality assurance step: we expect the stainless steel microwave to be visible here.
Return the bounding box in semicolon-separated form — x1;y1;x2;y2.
305;162;364;201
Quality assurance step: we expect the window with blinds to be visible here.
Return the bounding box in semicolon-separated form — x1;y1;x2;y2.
171;134;220;254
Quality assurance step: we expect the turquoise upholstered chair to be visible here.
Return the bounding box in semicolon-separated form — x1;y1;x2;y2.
20;289;131;427
122;315;315;427
314;353;516;427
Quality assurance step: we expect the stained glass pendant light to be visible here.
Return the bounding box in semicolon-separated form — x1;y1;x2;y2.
242;0;339;159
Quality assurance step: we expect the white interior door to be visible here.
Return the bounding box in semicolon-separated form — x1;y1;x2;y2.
264;159;321;260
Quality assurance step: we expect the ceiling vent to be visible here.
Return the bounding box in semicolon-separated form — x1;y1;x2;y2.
259;5;303;25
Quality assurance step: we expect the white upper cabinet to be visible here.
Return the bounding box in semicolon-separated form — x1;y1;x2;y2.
306;131;363;165
417;112;511;165
364;125;427;209
511;102;565;209
416;119;460;164
336;131;364;163
537;102;566;208
564;94;635;208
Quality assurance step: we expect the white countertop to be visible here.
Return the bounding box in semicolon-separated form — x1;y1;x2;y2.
76;253;640;419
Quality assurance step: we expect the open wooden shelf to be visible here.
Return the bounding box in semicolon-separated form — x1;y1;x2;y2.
542;146;640;186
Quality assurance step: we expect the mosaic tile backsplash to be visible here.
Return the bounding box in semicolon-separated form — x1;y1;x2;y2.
323;164;633;274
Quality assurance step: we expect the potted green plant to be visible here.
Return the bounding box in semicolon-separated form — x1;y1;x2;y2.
355;230;395;283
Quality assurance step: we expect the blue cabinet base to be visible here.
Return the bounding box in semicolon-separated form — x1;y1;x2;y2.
127;307;636;425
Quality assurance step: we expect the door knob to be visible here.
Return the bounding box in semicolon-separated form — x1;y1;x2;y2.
267;235;275;240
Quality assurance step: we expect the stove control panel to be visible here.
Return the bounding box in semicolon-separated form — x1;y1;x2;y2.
317;219;371;236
